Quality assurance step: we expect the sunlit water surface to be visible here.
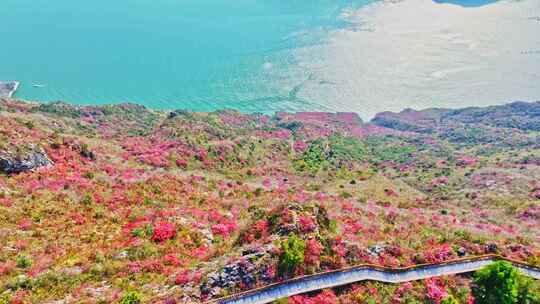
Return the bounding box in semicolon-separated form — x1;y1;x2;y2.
1;0;539;119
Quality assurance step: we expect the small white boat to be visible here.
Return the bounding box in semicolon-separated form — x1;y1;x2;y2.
32;84;46;88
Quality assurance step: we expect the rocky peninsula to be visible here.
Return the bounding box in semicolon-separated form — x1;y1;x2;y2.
0;81;19;98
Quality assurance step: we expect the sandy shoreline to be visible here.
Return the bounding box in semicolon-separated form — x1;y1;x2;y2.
0;81;20;98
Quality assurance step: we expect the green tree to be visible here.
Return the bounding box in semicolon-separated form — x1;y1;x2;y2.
472;261;519;304
279;234;305;277
517;275;540;304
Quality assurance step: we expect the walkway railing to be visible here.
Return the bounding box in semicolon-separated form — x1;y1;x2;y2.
207;255;540;304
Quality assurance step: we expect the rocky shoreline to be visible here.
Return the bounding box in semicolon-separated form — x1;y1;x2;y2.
0;81;19;98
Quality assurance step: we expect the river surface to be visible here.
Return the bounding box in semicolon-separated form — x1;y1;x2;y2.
1;0;539;119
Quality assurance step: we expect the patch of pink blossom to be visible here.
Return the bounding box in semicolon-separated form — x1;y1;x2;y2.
151;221;177;242
18;218;32;230
425;278;448;304
305;239;324;266
294;140;308;152
289;289;338;304
256;129;292;139
424;244;453;263
211;222;237;238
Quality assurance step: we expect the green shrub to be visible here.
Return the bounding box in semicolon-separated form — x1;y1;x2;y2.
298;140;328;173
6;275;32;291
0;293;11;304
472;261;519;304
365;136;417;164
327;135;367;163
120;291;142;304
16;255;33;269
517;275;540;304
275;298;289;304
296;136;367;173
279;234;305;277
441;296;460;304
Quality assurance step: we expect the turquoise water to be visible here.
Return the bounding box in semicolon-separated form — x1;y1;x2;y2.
0;0;371;112
1;0;539;118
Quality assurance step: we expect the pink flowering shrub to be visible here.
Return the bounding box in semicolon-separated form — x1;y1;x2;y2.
305;239;324;267
211;222;237;238
425;278;448;304
298;215;317;233
151;221;176;242
18;218;32;230
424;244;454;263
294;140;308;152
289;289;338;304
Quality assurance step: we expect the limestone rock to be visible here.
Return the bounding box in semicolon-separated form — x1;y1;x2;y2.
0;145;53;174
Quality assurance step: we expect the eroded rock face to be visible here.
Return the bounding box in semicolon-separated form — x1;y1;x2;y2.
200;247;274;298
0;146;53;174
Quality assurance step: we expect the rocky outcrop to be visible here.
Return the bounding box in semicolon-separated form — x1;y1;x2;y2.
201;247;274;298
0;146;53;174
442;101;540;131
0;81;19;98
371;108;448;133
371;101;540;133
370;101;540;147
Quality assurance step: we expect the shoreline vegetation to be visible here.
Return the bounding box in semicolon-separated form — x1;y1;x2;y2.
0;97;539;303
0;81;19;98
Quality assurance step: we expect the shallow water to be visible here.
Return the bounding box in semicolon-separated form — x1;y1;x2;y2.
1;0;539;119
292;0;540;119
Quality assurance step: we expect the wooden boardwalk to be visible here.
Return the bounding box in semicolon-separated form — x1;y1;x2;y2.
208;255;540;304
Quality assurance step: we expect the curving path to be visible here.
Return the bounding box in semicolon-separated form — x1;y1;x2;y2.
208;255;540;304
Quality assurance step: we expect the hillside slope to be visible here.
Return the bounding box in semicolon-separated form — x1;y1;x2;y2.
0;98;539;303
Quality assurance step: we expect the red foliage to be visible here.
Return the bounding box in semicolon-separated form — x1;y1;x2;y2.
163;254;182;266
305;239;324;266
71;213;86;225
151;221;177;242
425;278;448;304
176;159;188;168
298;216;317;233
174;270;190;285
211;222;237;238
289;289;338;304
424;244;453;263
18;218;32;230
142;259;164;273
0;261;15;275
252;219;270;239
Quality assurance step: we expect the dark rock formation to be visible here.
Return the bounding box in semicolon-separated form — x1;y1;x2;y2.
485;243;498;254
0;146;53;174
200;250;271;298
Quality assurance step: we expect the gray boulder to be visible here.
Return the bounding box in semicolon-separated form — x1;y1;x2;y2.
0;146;53;174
